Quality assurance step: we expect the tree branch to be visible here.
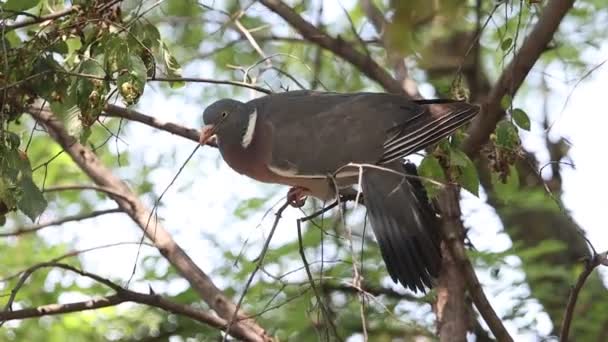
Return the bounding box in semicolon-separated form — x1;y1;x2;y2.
437;186;513;342
560;251;608;342
258;0;406;95
358;0;422;98
0;262;254;341
434;191;468;342
149;76;271;94
0;208;122;237
103;104;201;142
1;7;76;32
322;282;422;302
463;0;576;155
43;185;135;204
28;108;271;342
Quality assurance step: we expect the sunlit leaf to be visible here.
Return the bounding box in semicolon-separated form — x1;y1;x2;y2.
450;148;479;196
501;37;513;51
117;55;147;105
4;0;40;11
512;108;531;131
500;94;512;110
495;120;519;149
418;154;446;198
234;197;267;219
492;165;520;203
17;177;47;221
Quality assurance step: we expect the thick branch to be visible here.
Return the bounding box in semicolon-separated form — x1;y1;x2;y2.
258;0;406;95
29;108;270;342
463;0;576;155
437;186;513;342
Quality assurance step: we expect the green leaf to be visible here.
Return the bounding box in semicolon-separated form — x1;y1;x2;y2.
103;35;129;73
1;29;21;47
449;147;469;167
117;55;147;105
234;197;267;219
500;94;512;110
79;127;92;144
65;37;83;64
129;21;161;51
161;42;183;88
4;0;40;11
450;148;479;196
418;155;446;198
17;177;47;221
48;40;68;54
512;108;531;131
50;87;83;137
75;58;107;123
501;37;513;51
5;131;21;150
491;165;520;203
495;120;519;149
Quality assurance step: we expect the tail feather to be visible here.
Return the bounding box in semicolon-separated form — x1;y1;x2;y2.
361;162;441;292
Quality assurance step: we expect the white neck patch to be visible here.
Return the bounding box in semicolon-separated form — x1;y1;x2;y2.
241;109;257;148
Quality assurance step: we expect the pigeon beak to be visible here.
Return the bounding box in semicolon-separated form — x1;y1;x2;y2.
199;125;216;145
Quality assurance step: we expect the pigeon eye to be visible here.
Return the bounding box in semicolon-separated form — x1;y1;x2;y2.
221;112;228;118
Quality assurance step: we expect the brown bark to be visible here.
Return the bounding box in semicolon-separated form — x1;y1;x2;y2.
435;243;468;342
30;108;272;342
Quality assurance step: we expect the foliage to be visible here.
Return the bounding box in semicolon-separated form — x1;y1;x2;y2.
0;0;606;341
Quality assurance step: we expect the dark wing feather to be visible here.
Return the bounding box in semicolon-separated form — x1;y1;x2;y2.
380;102;479;164
361;162;441;292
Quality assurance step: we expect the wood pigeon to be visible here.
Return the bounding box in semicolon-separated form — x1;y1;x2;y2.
200;90;479;292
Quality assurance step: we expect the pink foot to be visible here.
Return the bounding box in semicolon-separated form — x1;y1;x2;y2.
287;186;308;208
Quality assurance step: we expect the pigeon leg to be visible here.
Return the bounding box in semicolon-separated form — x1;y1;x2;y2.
287;186;308;208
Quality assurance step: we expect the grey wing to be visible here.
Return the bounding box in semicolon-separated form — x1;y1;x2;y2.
267;102;387;176
250;91;478;177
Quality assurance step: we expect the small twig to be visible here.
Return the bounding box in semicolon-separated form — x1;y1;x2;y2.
102;104;213;145
463;0;576;155
258;0;405;94
149;76;271;94
0;262;253;340
222;201;290;342
0;262;114;320
1;7;77;31
560;251;608;342
127;144;201;286
0;208;122;237
296;217;341;341
43;184;134;207
1;241;154;284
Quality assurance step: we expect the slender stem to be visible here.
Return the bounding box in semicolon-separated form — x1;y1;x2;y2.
2;7;77;32
560;251;608;342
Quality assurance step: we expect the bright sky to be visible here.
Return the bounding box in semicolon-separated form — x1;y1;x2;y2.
21;1;608;341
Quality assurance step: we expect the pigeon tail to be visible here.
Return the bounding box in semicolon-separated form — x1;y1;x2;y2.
361;162;442;292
